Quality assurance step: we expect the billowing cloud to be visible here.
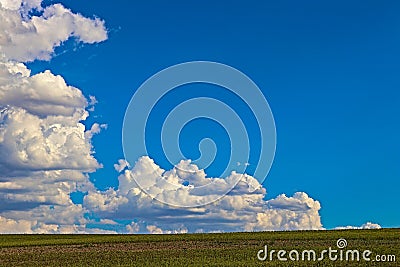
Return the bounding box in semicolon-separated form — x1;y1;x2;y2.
0;62;88;117
0;106;101;173
0;215;117;234
84;156;323;233
0;204;88;234
0;1;107;62
0;216;33;234
0;0;107;233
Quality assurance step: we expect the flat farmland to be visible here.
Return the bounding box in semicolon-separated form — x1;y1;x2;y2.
0;229;398;266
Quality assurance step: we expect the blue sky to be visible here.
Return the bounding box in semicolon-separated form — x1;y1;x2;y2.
1;0;399;232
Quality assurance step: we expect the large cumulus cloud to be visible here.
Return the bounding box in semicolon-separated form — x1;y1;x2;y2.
84;156;324;233
0;62;88;117
0;0;107;233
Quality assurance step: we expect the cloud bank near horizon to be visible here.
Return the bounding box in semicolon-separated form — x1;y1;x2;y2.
85;156;323;233
0;0;381;233
334;222;382;230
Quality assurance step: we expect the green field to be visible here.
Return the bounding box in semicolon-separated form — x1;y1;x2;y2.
0;229;398;266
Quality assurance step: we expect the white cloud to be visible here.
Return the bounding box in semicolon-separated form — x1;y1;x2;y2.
0;2;107;62
360;222;382;229
88;95;98;111
84;156;323;233
334;222;382;230
0;106;100;173
84;188;128;212
0;0;23;10
89;95;98;106
126;222;140;233
0;0;41;11
146;225;164;234
244;193;322;231
0;204;89;234
85;123;107;139
0;62;88;117
2;204;86;226
0;216;33;234
0;0;107;233
114;159;130;172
